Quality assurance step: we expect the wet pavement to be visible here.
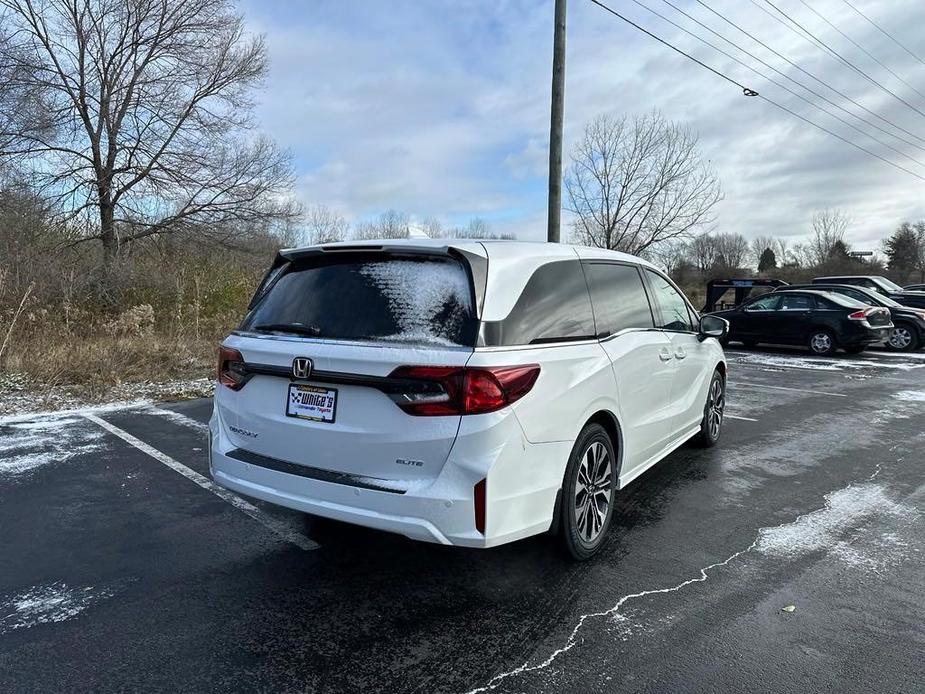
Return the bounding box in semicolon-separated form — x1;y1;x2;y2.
1;347;923;693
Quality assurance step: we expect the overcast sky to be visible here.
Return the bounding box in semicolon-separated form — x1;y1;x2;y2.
241;0;925;249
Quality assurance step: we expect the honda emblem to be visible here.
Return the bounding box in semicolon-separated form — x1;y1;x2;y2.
292;357;313;380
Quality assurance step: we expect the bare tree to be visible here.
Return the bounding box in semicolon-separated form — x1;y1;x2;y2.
713;232;750;269
0;0;297;266
449;217;514;240
298;204;348;246
809;209;851;265
566;111;722;255
353;209;410;240
688;233;717;274
645;238;689;275
420;216;444;238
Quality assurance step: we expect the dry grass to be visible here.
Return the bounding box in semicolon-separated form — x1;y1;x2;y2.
0;297;241;415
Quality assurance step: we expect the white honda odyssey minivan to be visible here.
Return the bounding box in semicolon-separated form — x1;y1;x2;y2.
210;240;728;559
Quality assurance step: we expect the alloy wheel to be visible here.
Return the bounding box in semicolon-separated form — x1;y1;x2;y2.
574;441;612;543
811;332;832;354
707;377;725;440
888;327;913;350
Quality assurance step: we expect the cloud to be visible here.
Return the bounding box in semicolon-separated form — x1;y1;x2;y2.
242;0;925;244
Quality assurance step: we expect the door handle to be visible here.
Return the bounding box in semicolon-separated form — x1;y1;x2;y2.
659;349;673;362
674;348;687;360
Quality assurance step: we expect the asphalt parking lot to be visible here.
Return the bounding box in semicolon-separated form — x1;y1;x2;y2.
2;348;924;693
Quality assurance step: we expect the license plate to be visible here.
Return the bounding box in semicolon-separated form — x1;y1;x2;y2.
286;384;337;423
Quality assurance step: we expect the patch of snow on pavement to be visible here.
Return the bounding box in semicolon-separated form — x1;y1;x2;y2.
756;484;914;568
893;390;925;402
0;582;114;634
0;416;105;477
726;352;925;372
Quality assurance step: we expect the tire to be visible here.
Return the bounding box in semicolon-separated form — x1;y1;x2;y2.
844;345;865;355
886;323;921;352
696;370;725;448
560;423;617;561
808;329;837;356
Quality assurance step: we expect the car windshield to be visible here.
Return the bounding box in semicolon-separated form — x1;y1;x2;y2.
240;253;477;347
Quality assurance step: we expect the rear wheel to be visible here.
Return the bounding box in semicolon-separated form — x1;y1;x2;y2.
808;329;837;356
696;370;725;447
886;323;920;352
560;424;616;561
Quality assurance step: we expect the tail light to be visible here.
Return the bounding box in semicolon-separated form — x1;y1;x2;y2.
388;365;540;416
848;309;873;320
217;346;249;390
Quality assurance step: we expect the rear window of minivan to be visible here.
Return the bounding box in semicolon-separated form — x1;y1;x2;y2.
239;254;478;347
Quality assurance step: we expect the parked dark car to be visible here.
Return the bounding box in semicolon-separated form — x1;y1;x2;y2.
905;283;925;292
813;275;925;309
711;290;893;356
779;283;925;352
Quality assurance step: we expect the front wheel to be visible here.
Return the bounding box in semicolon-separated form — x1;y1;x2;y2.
886;323;920;352
560;424;617;561
696;370;725;448
809;329;837;356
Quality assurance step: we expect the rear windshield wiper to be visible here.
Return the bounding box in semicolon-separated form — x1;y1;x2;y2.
251;323;322;337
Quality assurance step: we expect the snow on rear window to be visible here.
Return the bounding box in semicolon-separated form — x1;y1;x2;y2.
359;260;471;345
240;255;477;347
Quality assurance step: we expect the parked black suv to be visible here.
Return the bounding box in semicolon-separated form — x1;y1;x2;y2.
780;283;925;352
813;275;925;309
711;290;893;356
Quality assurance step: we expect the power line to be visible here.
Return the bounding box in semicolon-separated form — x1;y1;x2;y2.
713;0;925;148
794;0;925;103
586;0;755;95
647;0;925;166
762;0;925;122
841;0;925;69
585;0;925;183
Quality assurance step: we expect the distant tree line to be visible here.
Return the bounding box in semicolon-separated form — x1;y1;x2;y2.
296;205;514;246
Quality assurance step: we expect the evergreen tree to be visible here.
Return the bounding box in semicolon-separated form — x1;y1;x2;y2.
757;247;777;272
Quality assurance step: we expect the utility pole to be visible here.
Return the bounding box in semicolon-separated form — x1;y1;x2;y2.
547;0;566;243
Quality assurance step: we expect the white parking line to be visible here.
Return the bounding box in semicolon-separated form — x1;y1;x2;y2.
143;405;210;433
83;414;319;551
725;413;758;422
730;382;847;398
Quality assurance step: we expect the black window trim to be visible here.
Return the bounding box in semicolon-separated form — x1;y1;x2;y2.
641;267;700;334
581;260;659;342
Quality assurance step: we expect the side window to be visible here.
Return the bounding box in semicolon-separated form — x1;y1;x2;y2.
481;260;596;346
779;294;814;311
814;296;837;310
743;295;781;311
644;270;694;331
584;263;654;336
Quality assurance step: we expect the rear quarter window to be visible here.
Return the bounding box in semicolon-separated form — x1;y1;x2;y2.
239;254;478;347
481;260;595;346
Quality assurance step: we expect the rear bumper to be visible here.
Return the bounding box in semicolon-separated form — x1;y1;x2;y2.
209;406;567;548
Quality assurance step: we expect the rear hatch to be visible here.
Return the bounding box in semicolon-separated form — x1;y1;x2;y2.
216;247;481;487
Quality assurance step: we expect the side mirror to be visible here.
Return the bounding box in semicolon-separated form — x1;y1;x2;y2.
699;314;729;341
